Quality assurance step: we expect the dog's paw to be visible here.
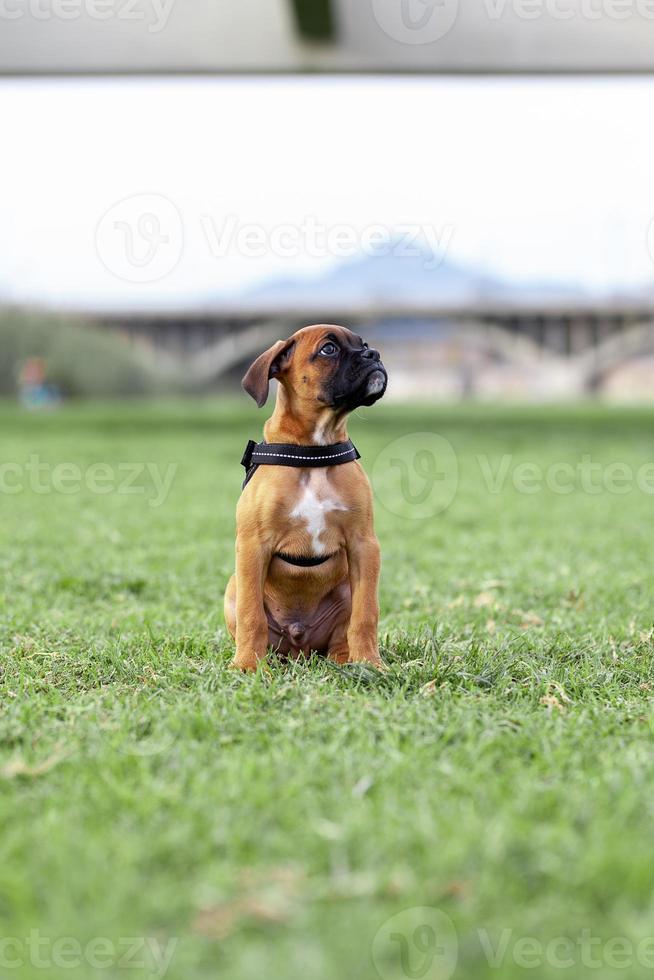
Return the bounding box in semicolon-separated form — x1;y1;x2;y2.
348;652;386;671
229;653;260;673
326;646;350;665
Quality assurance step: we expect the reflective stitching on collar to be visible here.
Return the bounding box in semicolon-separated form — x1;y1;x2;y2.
251;448;356;461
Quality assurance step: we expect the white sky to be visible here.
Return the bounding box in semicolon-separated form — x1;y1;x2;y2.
1;75;653;309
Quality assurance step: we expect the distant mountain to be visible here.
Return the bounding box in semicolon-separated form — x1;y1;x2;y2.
235;246;591;314
28;242;648;318
242;249;490;311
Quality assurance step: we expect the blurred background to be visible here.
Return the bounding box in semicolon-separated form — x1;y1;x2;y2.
3;0;654;403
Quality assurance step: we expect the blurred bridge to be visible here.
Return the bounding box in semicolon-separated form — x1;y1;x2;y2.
6;0;654;74
90;300;654;390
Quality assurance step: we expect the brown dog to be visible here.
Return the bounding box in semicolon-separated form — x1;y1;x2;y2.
224;324;388;672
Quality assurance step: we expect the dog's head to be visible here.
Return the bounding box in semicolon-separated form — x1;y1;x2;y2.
242;324;388;412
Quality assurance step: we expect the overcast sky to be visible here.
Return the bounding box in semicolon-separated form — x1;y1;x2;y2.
1;76;654;310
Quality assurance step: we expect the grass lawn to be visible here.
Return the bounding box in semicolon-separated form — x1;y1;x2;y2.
2;399;654;980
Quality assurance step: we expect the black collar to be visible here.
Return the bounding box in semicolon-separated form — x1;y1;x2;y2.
241;438;360;490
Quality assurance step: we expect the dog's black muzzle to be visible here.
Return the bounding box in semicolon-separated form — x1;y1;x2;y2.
330;348;388;410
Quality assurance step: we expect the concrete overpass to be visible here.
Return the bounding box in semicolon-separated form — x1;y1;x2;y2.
89;299;654;390
4;0;654;75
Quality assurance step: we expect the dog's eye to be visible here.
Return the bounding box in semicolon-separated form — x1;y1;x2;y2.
319;342;339;357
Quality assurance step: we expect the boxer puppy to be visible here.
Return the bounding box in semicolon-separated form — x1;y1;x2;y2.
225;324;387;672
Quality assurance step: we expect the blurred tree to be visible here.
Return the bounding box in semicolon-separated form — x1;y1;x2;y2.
288;0;335;41
0;311;160;399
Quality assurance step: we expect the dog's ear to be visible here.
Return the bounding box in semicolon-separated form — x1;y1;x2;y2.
242;339;295;408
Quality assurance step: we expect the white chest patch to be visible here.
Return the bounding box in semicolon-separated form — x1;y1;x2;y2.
312;421;329;445
290;485;347;554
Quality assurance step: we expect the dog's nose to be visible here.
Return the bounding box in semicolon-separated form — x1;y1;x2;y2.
362;347;381;361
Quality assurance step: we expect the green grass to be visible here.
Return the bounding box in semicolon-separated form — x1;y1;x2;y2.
2;399;654;980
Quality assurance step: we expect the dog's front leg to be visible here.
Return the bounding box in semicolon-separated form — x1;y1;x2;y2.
231;534;271;672
346;534;382;666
